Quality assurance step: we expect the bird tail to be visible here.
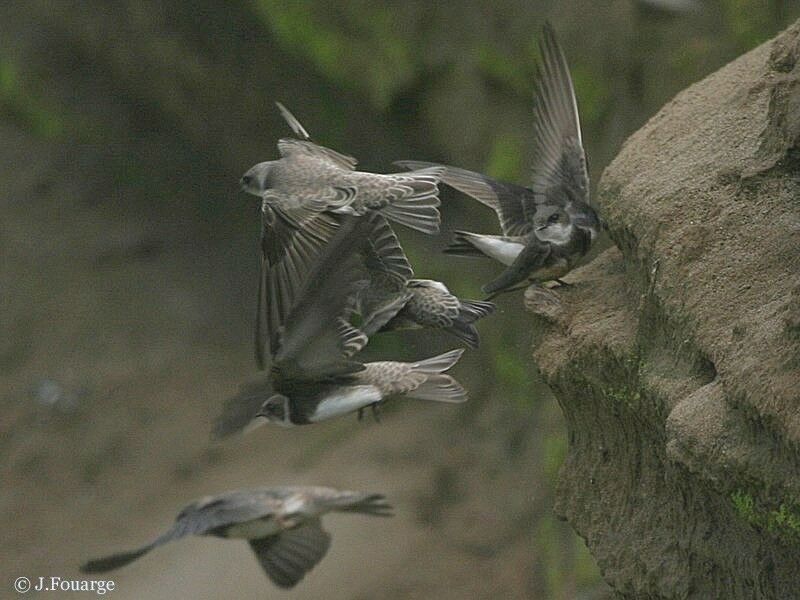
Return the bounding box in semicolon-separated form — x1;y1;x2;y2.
458;299;496;322
443;299;496;348
380;166;443;234
405;349;468;403
443;231;488;258
332;493;394;517
410;348;464;373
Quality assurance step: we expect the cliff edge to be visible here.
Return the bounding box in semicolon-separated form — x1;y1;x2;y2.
529;19;800;599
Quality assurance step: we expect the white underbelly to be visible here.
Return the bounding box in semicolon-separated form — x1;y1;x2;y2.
309;385;382;422
469;236;524;266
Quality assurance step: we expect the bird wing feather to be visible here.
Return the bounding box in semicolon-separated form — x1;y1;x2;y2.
528;23;590;211
249;520;331;589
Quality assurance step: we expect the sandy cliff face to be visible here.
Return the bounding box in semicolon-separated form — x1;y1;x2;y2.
528;19;800;599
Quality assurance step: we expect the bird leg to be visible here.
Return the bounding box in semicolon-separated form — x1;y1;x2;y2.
371;403;382;424
357;407;365;422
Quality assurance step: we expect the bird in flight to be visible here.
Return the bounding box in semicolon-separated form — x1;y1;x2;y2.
215;212;467;438
398;22;601;298
240;102;444;235
80;486;392;589
250;105;494;368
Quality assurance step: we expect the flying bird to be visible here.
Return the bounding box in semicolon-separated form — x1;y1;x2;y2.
251;105;494;361
365;278;495;348
243;347;467;427
217;212;467;438
240;102;444;235
397;22;601;298
354;215;496;348
80;486;392;589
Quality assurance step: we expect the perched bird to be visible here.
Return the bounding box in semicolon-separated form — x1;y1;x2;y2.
397;23;601;298
240;102;444;235
216;212;467;438
80;486;392;589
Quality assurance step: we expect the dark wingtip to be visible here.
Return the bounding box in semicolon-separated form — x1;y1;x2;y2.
80;548;149;574
444;322;480;349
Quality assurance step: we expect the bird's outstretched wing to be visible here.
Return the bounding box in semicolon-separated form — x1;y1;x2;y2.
80;489;285;573
362;213;413;286
276;138;358;171
276;101;311;141
273;215;374;380
249;520;331;589
529;22;589;208
256;206;341;368
274;102;358;171
395;160;537;236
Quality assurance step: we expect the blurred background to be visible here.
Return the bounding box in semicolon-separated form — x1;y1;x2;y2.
1;1;797;598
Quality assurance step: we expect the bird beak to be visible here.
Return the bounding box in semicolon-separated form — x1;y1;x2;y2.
536;224;548;231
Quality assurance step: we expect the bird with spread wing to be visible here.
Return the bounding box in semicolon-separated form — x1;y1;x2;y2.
81;486;392;589
216;213;467;438
251;104;495;367
240;101;443;235
397;23;601;298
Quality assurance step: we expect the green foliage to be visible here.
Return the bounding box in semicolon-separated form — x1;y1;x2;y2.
484;133;523;182
722;0;776;51
570;65;610;126
492;342;531;407
535;517;566;596
253;0;417;108
574;536;602;588
602;383;641;407
0;59;64;138
475;44;530;96
542;431;567;483
730;490;800;544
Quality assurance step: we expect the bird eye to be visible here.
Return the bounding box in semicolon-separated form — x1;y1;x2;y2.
262;398;284;420
548;213;560;223
241;175;252;186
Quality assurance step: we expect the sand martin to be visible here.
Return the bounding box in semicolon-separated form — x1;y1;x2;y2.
354;214;495;348
249;106;493;359
216;213;467;437
80;486;392;589
397;23;600;297
240;102;444;234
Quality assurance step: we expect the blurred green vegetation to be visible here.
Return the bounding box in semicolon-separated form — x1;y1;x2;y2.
0;59;63;138
254;0;418;108
1;1;796;597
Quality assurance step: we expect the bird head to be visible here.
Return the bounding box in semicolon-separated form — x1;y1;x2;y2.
533;205;572;243
240;162;274;196
256;394;292;427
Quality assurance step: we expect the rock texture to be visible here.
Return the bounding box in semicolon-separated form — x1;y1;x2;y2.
529;20;800;599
